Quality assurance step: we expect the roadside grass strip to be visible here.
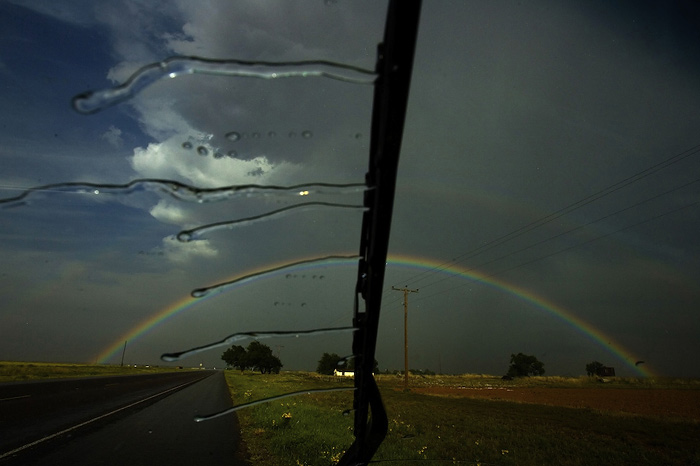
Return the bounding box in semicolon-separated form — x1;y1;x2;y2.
224;371;354;466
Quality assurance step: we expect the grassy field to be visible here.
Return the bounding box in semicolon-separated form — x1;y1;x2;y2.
0;361;184;382
4;364;698;464
224;371;700;466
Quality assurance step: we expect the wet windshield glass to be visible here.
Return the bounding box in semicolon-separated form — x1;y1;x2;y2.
2;1;700;465
1;0;385;365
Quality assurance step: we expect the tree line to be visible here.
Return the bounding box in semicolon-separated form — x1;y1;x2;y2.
505;354;617;379
220;344;613;378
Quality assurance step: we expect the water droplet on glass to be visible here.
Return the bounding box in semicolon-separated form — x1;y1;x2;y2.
177;232;192;242
342;409;352;416
337;357;349;367
182;141;193;149
355;133;362;139
268;131;277;138
226;131;241;142
162;326;356;362
214;152;224;159
302;130;313;139
252;132;260;139
71;58;376;114
194;387;356;422
93;189;100;195
0;180;367;210
197;146;208;156
227;150;238;158
181;203;366;240
288;132;296;138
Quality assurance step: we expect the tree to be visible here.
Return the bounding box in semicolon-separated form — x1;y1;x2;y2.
585;360;605;377
257;353;283;374
506;352;545;378
221;345;247;371
245;341;283;374
317;352;342;375
221;342;282;374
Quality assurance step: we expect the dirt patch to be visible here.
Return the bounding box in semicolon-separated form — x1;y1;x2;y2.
411;386;700;421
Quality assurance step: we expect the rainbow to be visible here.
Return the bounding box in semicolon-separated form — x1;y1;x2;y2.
388;255;652;377
93;256;344;364
96;254;653;376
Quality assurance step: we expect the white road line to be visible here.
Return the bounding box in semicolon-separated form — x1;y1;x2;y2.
0;376;205;460
0;395;31;402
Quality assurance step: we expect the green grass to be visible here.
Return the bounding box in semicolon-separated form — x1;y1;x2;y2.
224;371;355;466
0;361;185;382
224;371;700;466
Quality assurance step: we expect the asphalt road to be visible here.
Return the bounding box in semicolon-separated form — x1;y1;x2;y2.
0;371;248;465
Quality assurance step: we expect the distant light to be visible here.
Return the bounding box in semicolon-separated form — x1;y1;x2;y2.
169;72;177;78
93;189;100;194
299;190;310;196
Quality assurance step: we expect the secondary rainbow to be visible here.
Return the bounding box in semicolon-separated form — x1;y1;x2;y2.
96;254;652;376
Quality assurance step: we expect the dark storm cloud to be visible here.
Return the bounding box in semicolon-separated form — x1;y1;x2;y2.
379;0;700;376
1;1;699;376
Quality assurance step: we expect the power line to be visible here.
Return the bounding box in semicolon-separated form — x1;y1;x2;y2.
389;143;700;291
408;198;700;306
404;176;700;296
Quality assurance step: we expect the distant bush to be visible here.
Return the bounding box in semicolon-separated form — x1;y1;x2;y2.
506;353;545;377
585;361;605;377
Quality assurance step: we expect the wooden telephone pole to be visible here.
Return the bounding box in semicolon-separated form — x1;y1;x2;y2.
120;340;127;367
392;286;418;387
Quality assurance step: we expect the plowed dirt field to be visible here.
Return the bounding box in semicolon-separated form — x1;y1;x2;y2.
412;386;700;420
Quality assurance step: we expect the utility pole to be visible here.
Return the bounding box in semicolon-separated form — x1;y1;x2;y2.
120;340;127;367
392;286;418;387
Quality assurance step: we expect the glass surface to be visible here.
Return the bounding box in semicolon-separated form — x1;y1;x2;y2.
2;1;700;464
0;0;385;368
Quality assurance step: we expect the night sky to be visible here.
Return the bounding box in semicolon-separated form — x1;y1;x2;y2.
2;0;699;377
